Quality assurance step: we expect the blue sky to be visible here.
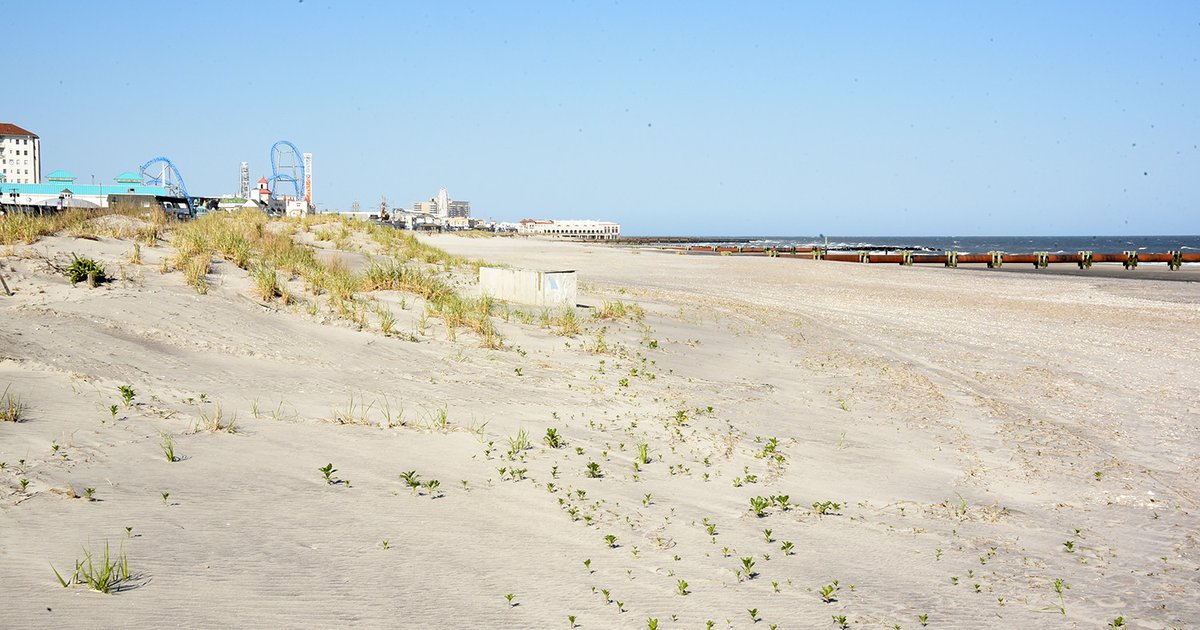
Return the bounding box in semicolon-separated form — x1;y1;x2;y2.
7;1;1197;235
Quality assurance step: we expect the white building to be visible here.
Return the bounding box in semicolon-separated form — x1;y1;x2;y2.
412;186;470;219
0;123;41;184
518;218;621;241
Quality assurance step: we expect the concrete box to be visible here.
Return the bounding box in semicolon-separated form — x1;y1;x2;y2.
479;267;577;307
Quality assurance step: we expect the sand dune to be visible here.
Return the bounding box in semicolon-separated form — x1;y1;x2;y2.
2;220;1197;628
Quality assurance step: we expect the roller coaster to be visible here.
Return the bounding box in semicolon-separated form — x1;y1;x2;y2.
268;140;305;201
138;156;195;214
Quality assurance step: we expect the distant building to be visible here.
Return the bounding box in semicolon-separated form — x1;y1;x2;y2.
0;123;42;184
0;170;179;212
412;186;470;219
519;219;620;241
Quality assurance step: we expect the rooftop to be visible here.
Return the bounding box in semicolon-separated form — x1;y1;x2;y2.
0;123;37;137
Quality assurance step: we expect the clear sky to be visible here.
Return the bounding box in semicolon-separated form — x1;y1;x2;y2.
7;1;1198;235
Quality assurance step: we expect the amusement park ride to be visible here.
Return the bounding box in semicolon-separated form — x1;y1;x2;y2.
137;140;312;216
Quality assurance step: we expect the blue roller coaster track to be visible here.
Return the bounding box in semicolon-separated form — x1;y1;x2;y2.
268;141;304;200
138;156;195;214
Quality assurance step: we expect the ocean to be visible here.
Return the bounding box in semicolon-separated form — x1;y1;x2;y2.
644;235;1200;255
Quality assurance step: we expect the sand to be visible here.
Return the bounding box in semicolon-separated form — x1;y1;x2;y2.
2;226;1198;629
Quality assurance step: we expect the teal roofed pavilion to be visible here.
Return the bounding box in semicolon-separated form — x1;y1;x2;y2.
113;171;141;183
46;169;76;182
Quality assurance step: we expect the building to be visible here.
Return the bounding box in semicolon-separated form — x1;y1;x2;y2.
0;123;42;184
0;170;179;213
518;219;621;241
412;186;470;219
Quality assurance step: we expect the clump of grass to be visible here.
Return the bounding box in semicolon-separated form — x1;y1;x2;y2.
253;263;281;301
540;306;581;336
159;432;178;462
118;385;135;408
1;385;27;422
52;541;133;594
193;403;237;433
594;300;644;321
65;254;107;285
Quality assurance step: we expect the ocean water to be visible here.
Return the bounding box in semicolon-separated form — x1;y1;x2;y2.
671;236;1200;255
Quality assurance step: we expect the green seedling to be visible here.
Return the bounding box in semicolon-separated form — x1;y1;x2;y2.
812;500;841;515
763;528;773;542
643;493;652;506
636;442;650;464
399;470;422;494
1063;540;1075;553
748;608;759;622
20;478;30;492
1108;616;1126;628
605;534;618;548
647;619;658;630
109;405;118;421
319;463;338;484
381;539;390;550
586;462;602;478
84;488;96;501
818;580;840;603
677;579;689;595
918;613;929;626
781;541;794;555
505;593;516;607
52;541;131;594
545;428;563;448
425;479;441;497
832;615;848;629
772;580;780;593
741;556;756;578
118;385;136;408
584;558;592;572
750;496;771;517
161;491;170;504
124;527;132;538
568;615;577;628
160;433;178;462
1044;578;1069;614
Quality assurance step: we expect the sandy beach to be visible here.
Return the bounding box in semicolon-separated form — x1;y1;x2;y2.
2;216;1198;629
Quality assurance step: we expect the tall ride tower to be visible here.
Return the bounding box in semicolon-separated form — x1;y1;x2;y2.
239;162;250;198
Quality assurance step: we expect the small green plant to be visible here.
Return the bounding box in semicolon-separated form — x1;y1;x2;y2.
1;385;27;422
319;463;338;484
84;488;96;501
636;442;650;464
399;470;422;494
781;541;795;555
124;527;132;537
818;580;840;603
584;558;592;572
545;427;564;448
740;556;756;578
605;534;618;548
832;615;848;629
118;385;136;408
161;491;170;504
750;496;771;517
586;461;602;478
65;254;107;285
763;528;773;542
1108;616;1126;628
159;433;177;462
812;500;841;516
1063;540;1075;553
109;404;118;421
20;478;30;492
425;479;441;497
381;539;390;550
568;614;577;628
52;541;131;593
643;493;652;506
918;613;929;626
748;608;759;622
647;619;658;630
1045;578;1069;614
677;578;689;595
505;593;516;607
